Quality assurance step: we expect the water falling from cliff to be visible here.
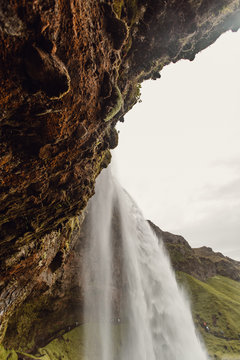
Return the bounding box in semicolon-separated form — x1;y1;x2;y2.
83;168;208;360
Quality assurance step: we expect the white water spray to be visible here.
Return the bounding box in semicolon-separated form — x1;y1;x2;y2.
83;168;208;360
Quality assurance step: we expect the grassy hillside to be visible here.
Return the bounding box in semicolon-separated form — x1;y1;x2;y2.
177;272;240;359
2;274;240;359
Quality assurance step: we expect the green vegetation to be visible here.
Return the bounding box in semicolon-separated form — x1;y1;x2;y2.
103;85;123;122
4;293;66;352
177;272;240;359
35;326;85;360
0;346;18;360
3;273;240;360
3;271;240;360
135;83;142;103
111;0;140;57
110;0;144;112
166;242;195;265
113;0;139;26
1;324;125;360
1;327;85;360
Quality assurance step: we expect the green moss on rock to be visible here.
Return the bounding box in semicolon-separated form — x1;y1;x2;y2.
5;296;51;352
35;327;86;360
103;85;123;122
0;345;18;360
2;327;84;360
2;322;132;360
2;325;122;360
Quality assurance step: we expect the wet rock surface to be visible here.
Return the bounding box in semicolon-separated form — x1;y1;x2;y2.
3;217;85;352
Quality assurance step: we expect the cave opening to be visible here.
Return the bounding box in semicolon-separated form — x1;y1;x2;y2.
114;30;240;260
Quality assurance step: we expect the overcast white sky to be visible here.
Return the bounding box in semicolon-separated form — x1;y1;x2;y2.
113;30;240;260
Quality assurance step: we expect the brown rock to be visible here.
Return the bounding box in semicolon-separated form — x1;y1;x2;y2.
149;221;240;282
24;45;71;99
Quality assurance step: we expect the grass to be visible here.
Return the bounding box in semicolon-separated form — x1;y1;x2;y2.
35;326;86;360
177;272;240;359
3;272;240;360
1;324;124;360
37;275;240;360
1;327;86;360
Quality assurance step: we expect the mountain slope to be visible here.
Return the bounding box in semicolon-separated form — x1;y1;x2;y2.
148;220;240;282
148;221;240;359
177;273;240;359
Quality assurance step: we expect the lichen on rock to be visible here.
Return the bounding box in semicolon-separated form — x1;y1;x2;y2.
0;345;18;360
102;84;123;122
0;326;84;360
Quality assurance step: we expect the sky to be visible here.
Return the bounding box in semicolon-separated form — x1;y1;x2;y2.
113;30;240;260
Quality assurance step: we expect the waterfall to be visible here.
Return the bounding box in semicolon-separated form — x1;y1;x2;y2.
83;168;209;360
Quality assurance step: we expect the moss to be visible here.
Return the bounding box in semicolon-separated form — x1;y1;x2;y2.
9;300;46;351
105;127;119;149
1;327;85;360
35;326;86;360
166;243;193;265
111;0;141;60
2;325;124;360
135;83;142;103
219;2;238;17
4;318;240;360
4;293;68;353
103;85;123;122
0;320;8;345
99;149;112;169
65;216;81;240
0;345;18;360
18;352;49;359
113;0;139;24
113;0;125;18
121;80;142;113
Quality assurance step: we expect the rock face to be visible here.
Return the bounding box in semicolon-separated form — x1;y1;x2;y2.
2;216;85;352
3;200;125;353
149;220;240;282
1;0;240;353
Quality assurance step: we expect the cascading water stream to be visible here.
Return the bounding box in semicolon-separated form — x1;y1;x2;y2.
83;168;209;360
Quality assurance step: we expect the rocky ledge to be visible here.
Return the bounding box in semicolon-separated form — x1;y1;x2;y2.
149;221;240;282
